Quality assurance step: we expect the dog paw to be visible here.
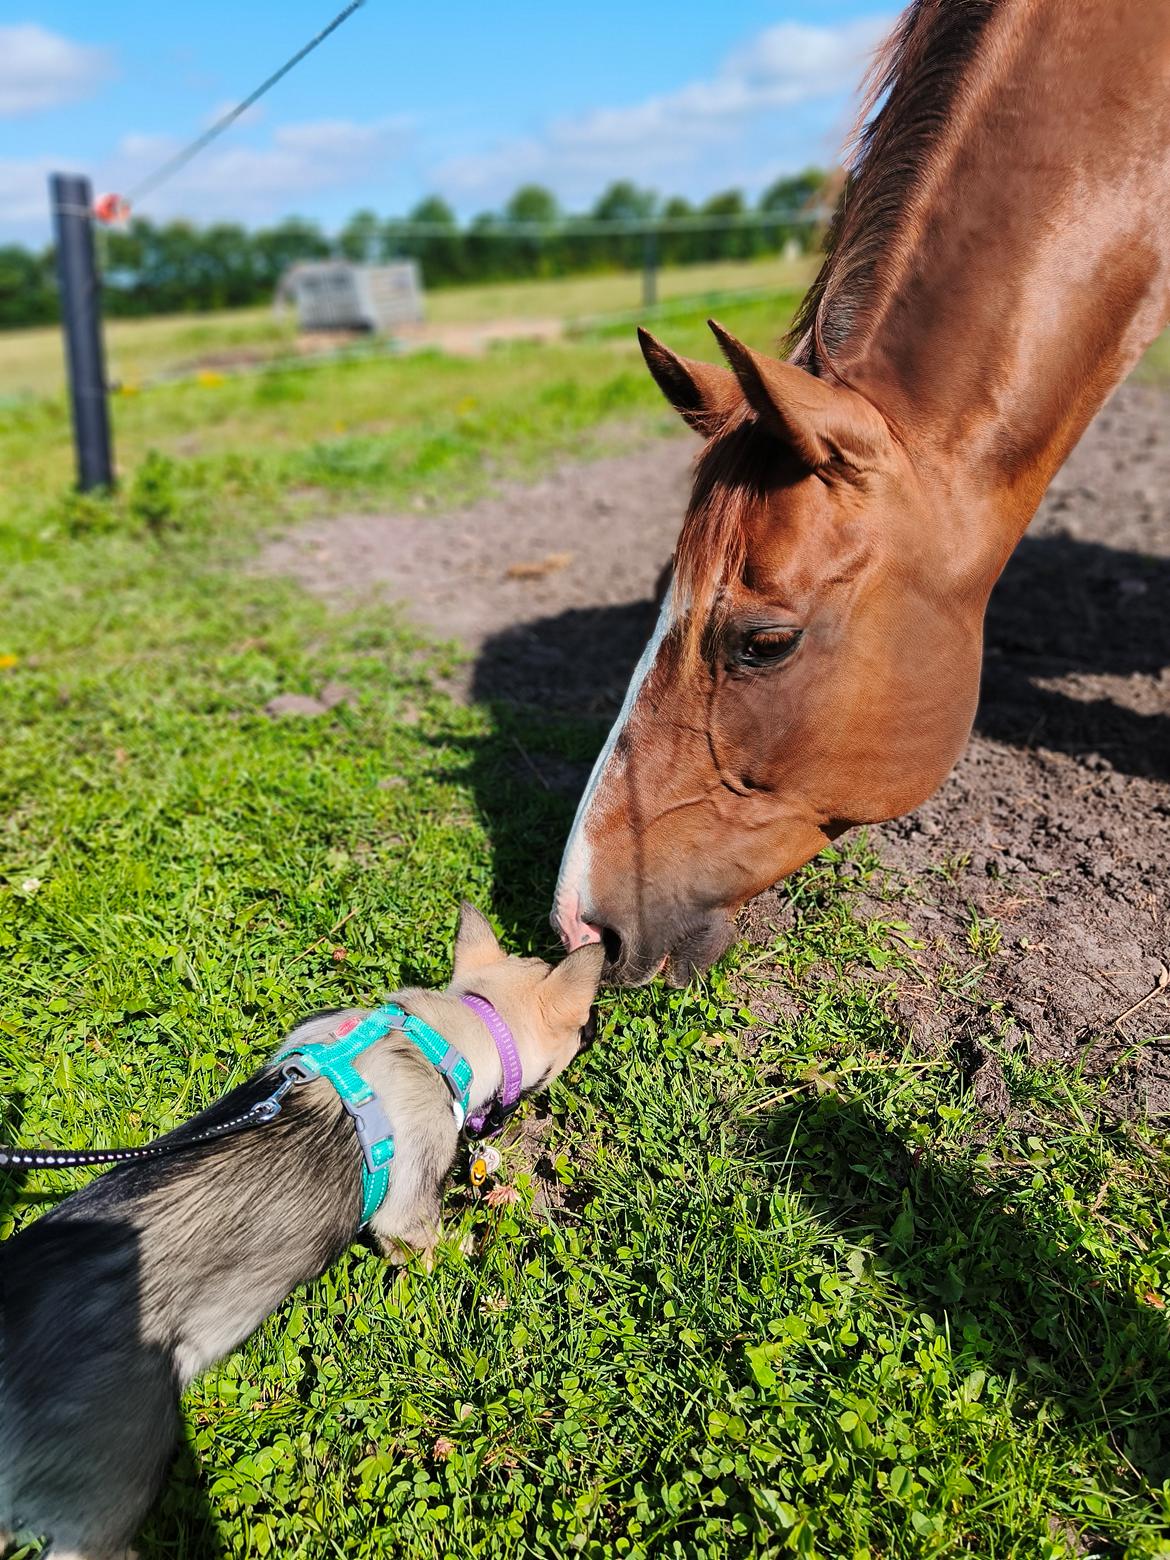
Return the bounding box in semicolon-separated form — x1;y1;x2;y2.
380;1224;471;1271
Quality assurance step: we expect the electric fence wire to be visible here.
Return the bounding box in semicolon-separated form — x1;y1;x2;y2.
125;0;368;207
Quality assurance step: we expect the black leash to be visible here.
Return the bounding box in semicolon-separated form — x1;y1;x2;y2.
0;1072;296;1173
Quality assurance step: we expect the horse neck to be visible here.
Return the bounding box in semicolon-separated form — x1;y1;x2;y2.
841;0;1170;577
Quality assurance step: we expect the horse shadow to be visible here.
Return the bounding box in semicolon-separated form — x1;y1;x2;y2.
467;529;1170;784
978;531;1169;780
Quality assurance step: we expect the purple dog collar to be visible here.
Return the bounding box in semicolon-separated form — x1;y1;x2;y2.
461;993;522;1136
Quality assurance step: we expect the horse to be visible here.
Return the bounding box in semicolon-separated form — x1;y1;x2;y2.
552;0;1170;983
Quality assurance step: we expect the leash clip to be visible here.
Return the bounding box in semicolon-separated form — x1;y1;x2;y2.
251;1069;300;1124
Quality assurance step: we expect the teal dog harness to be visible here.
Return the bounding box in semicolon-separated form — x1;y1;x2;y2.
0;1003;478;1216
272;1003;474;1226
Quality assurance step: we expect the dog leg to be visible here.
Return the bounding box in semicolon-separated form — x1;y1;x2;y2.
367;1107;457;1268
374;1201;442;1268
369;1174;444;1269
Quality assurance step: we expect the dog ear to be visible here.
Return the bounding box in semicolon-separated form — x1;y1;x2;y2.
453;901;505;975
540;942;605;1029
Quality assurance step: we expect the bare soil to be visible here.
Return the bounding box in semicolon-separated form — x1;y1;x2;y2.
178;320;565;381
262;382;1170;1117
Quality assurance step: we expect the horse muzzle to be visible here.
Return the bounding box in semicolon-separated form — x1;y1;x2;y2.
554;899;736;988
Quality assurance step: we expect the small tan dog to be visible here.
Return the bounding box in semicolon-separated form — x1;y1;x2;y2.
0;904;603;1560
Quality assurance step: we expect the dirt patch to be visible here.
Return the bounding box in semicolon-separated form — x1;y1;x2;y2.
261;437;690;717
261;384;1170;1115
179;330;367;377
860;386;1170;1115
393;317;564;357
180;320;564;381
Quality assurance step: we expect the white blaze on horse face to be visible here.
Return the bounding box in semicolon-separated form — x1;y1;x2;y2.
553;584;675;947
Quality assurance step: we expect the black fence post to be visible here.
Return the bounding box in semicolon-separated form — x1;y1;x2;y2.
642;227;658;310
50;172;114;491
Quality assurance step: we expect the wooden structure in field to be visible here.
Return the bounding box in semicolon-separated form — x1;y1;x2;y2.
275;260;424;333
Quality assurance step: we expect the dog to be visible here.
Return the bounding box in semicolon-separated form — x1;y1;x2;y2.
0;903;604;1559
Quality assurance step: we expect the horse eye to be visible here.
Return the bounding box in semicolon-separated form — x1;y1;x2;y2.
738;628;803;667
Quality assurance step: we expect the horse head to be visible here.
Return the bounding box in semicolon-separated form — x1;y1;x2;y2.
552;321;989;983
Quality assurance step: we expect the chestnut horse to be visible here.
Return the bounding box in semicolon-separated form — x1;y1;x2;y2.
553;0;1170;983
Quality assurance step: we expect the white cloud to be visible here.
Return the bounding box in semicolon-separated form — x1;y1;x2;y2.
118;133;174;164
0;24;111;117
437;17;890;201
271;120;388;159
108;116;412;220
0;116;414;242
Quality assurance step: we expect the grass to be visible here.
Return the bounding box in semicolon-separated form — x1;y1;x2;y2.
0;254;816;399
0;289;809;530
420;253;816;325
3;280;1170;1559
0;306;295;402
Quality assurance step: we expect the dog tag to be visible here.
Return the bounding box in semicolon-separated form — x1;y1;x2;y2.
469;1145;502;1190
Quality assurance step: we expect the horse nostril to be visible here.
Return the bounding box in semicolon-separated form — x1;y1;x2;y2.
600;926;623;968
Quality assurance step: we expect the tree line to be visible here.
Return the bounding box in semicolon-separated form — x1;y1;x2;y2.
0;172;827;329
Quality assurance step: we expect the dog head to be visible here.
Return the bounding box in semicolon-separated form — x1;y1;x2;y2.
449;902;604;1093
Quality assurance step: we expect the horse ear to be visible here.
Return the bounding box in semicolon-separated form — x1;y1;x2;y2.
707;319;889;472
637;327;740;436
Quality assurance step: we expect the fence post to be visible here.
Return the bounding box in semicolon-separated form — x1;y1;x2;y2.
642;227;658;310
50;172;114;491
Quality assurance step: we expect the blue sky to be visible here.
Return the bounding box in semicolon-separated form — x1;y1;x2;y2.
2;2;893;245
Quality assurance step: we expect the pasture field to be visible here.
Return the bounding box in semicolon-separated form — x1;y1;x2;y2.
0;252;816;399
2;280;1170;1560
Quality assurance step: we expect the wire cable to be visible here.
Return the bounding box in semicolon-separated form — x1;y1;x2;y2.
125;0;368;206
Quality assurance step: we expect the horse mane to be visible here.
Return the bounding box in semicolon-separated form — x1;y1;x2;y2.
672;0;1003;642
787;0;1001;374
